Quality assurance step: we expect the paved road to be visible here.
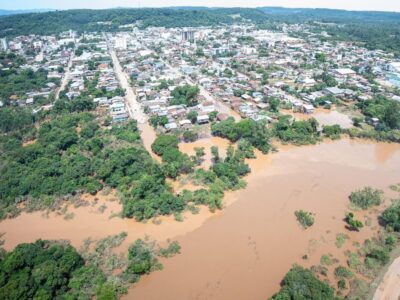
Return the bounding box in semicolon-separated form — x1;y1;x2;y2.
56;54;73;100
373;256;400;300
109;49;147;124
109;43;239;123
107;42;159;159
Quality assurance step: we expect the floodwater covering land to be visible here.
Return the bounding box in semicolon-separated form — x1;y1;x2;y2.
286;107;354;129
127;138;400;300
1;138;400;299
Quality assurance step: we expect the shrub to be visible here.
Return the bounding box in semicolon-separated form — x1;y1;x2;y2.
337;279;347;290
151;134;179;156
186;111;198;123
320;254;337;266
310;265;328;276
158;241;181;258
183;130;198;142
271;265;335;299
273;116;320;145
322;124;342;139
349;187;383;210
126;239;159;277
382;201;400;231
295;210;314;229
347;279;369;299
345;212;364;231
334;266;353;279
366;249;390;266
336;233;348;248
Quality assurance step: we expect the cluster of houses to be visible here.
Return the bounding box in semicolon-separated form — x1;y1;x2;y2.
2;22;400;131
108;23;400;130
1;31;130;125
111;33;222;131
0;33;74;108
67;34;129;123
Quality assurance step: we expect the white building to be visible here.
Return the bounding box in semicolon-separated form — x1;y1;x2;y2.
386;62;400;73
333;68;356;78
115;37;127;50
0;38;8;51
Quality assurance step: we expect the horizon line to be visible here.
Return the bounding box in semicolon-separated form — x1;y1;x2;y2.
1;6;400;14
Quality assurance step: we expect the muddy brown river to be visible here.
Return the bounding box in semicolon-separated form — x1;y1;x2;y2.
127;139;400;300
1;138;400;299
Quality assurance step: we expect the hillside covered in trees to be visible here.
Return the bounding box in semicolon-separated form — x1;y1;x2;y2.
0;8;266;37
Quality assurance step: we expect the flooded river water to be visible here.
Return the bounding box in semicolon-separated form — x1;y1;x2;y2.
1;138;400;299
128;138;400;300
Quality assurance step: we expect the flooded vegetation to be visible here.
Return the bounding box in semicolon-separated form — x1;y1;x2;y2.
2;138;400;299
126;139;400;299
2;8;400;298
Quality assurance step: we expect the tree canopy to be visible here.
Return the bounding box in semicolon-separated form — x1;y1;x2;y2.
382;201;400;232
211;117;271;153
170;85;200;107
271;265;335;300
0;240;84;299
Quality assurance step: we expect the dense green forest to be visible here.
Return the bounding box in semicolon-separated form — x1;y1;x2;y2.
0;105;196;222
0;236;179;299
0;8;266;37
325;24;400;56
0;240;90;299
0;112;139;216
0;109;260;221
0;107;35;134
258;7;400;25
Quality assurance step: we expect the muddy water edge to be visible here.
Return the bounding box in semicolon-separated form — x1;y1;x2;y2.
127;139;400;300
0;139;400;299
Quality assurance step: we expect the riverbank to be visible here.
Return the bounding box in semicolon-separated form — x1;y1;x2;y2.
125;138;400;299
1;138;399;299
371;247;400;300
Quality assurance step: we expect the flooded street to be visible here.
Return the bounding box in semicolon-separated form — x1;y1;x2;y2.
138;123;160;162
285;107;354;129
1;139;400;299
313;109;354;128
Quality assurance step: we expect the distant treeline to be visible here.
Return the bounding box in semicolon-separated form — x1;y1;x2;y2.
0;7;400;55
259;7;400;25
258;7;400;56
0;8;266;37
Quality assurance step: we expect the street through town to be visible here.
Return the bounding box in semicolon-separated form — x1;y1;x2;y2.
109;45;147;124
